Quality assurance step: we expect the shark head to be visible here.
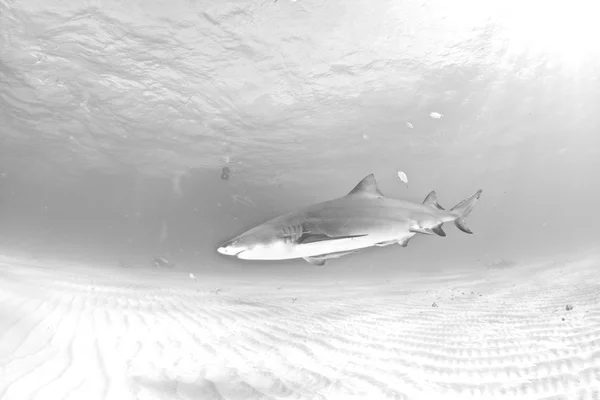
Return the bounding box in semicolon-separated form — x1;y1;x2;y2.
217;222;290;260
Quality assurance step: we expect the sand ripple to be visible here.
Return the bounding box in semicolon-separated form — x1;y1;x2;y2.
1;255;600;400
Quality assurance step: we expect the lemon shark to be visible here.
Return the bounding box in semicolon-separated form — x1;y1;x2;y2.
217;174;482;265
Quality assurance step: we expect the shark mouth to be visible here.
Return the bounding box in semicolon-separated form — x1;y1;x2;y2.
216;244;246;257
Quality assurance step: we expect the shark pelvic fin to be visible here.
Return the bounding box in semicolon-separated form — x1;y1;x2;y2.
304;257;326;266
347;174;385;197
398;237;412;247
422;190;445;210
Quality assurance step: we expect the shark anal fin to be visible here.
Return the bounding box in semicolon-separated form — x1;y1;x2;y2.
297;233;368;244
432;224;446;237
423;190;445;210
411;224;446;237
409;226;435;235
304;257;326;266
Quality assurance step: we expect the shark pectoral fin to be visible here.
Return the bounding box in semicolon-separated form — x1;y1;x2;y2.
304;257;326;266
432;224;446;237
303;250;360;265
409;226;435;235
297;233;368;244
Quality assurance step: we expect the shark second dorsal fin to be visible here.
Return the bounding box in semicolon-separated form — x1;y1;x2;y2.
423;190;445;210
347;174;384;197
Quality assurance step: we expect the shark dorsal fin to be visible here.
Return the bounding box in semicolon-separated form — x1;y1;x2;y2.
423;190;445;210
347;174;384;197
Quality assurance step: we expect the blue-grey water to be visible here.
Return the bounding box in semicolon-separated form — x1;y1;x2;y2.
1;0;600;399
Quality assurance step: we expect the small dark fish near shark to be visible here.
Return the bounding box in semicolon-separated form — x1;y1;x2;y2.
217;174;482;265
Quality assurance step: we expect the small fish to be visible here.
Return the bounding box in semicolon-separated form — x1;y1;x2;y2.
221;166;231;180
397;171;408;186
430;112;443;119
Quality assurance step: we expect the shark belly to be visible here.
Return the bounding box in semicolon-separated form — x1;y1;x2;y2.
236;231;402;261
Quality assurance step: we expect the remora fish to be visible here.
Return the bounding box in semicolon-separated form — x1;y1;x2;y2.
217;174;482;265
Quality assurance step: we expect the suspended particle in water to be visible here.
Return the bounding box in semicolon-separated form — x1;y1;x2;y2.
189;273;196;280
152;257;171;268
231;193;256;208
221;166;231;180
430;112;443;119
172;171;184;198
397;171;408;186
406;122;413;129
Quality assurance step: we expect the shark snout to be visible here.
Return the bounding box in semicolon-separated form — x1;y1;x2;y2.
216;239;247;257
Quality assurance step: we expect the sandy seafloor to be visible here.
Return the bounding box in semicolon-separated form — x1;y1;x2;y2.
1;250;599;400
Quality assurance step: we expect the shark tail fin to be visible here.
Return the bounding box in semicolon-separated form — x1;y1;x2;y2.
450;189;483;234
